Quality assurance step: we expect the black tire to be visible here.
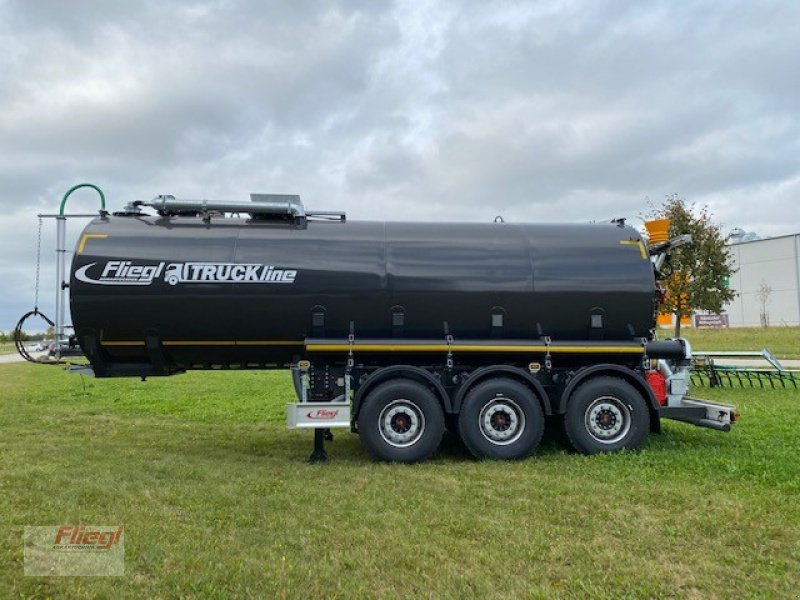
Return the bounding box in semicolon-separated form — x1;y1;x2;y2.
357;379;445;463
457;378;545;460
564;376;650;455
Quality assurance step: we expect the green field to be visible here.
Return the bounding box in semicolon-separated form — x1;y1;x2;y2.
1;362;798;598
0;342;15;355
679;326;800;359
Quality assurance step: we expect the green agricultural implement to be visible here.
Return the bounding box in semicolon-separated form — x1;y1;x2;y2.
691;349;798;389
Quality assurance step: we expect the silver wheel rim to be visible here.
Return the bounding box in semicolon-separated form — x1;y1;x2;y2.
479;397;526;445
585;396;631;444
379;399;425;448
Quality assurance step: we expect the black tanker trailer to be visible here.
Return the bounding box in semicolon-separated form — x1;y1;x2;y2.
64;193;737;462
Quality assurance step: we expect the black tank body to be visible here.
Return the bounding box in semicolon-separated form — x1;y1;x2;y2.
69;215;656;369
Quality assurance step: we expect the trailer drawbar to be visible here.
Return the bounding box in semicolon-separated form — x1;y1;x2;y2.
28;188;737;462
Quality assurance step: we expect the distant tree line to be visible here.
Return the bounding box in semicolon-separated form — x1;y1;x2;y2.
0;329;52;343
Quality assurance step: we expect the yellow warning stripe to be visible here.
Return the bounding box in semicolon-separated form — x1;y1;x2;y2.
77;233;109;254
164;341;236;346
306;343;644;354
619;239;648;260
99;340;643;354
548;345;644;354
242;341;306;346
100;340;302;347
307;343;451;352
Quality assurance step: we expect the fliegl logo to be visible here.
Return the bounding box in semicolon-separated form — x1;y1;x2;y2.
75;261;164;286
53;525;124;551
75;260;297;286
24;524;126;576
307;408;340;420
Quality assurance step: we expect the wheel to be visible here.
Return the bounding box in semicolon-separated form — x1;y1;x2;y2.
457;378;545;460
564;376;650;455
357;379;445;462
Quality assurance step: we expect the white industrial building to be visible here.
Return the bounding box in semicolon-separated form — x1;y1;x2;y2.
724;233;800;327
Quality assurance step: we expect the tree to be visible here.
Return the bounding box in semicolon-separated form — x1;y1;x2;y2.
648;194;735;337
757;281;772;328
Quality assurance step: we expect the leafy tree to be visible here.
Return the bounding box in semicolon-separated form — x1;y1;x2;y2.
648;194;735;337
0;331;6;343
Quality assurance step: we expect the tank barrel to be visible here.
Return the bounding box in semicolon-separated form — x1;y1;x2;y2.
69;209;657;375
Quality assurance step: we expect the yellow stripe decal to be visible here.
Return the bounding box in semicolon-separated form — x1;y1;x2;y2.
163;341;237;346
77;233;109;254
100;340;643;354
306;343;451;352
100;340;302;347
306;343;643;354
619;239;648;260
551;346;643;354
240;341;305;346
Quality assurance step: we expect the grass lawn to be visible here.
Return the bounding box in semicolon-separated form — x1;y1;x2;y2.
1;363;798;598
0;342;15;355
670;326;800;359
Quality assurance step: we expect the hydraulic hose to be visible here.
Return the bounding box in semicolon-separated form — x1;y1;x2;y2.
59;183;105;215
13;309;63;364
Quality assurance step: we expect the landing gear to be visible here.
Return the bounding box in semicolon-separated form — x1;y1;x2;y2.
308;428;335;463
308;429;328;463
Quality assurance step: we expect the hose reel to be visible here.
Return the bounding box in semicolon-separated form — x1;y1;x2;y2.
13;309;62;364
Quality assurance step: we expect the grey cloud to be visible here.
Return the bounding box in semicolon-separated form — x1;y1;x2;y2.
1;0;799;329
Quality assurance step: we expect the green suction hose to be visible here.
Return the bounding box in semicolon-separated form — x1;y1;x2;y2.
59;183;106;215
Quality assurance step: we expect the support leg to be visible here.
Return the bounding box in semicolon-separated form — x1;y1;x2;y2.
308;428;328;463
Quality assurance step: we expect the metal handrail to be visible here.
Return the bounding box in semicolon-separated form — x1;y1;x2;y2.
692;349;784;371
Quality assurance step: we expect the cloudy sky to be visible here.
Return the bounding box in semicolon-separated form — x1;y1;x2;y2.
1;0;799;330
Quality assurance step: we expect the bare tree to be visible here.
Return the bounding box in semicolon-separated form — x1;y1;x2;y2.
757;281;772;328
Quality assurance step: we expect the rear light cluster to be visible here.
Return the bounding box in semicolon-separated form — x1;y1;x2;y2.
646;370;667;406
